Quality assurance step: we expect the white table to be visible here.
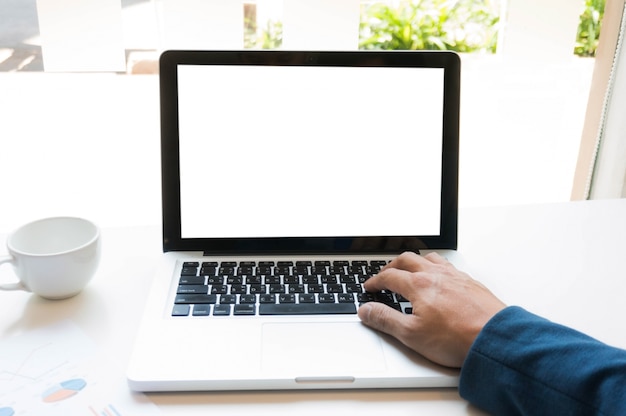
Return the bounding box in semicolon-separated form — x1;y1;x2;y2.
1;198;625;415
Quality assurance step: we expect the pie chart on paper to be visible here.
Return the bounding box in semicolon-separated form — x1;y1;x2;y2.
41;378;87;403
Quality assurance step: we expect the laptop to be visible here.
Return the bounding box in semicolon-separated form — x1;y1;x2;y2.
127;50;461;392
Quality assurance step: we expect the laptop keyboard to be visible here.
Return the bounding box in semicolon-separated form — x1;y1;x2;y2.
171;260;412;317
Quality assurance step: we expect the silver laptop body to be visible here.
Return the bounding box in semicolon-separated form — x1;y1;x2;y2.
127;50;461;391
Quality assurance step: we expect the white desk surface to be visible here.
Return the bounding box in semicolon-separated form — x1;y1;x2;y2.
1;198;625;415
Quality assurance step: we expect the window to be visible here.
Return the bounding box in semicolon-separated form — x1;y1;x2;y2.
1;1;604;73
0;0;606;230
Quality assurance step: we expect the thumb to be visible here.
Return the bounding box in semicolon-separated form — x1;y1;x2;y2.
358;302;408;339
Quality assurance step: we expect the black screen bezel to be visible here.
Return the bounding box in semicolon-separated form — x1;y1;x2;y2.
160;50;460;254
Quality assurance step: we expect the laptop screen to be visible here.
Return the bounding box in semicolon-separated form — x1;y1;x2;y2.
160;51;459;253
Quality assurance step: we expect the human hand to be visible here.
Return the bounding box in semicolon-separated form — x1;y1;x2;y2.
358;251;506;368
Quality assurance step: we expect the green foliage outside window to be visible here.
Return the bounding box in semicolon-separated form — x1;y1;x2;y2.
358;0;499;53
246;0;605;57
575;0;605;57
245;20;283;49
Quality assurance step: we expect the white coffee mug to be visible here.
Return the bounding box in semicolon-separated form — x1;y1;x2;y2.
0;217;101;299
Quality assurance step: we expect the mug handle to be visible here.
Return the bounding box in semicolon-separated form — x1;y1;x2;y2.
0;255;28;291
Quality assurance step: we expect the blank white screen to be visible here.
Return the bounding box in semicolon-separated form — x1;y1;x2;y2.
177;64;444;238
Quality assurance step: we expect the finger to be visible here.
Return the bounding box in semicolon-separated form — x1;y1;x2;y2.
363;267;421;298
358;302;413;342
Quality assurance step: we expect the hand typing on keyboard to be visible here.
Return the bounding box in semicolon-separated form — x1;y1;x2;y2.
357;252;506;368
173;259;409;317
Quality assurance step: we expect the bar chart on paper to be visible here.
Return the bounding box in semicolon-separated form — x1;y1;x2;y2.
89;403;123;416
0;322;159;415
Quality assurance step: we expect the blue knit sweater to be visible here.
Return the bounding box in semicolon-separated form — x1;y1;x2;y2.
460;306;626;415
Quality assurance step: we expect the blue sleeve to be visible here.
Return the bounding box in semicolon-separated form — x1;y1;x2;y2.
459;306;626;415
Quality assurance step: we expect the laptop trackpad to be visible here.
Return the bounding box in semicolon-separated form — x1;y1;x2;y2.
261;322;387;376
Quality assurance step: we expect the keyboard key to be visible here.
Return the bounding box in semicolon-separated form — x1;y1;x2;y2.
330;265;345;274
234;304;256;315
298;293;316;303
180;267;198;276
278;293;296;303
230;284;247;294
219;266;235;275
265;276;281;284
249;284;266;294
321;275;337;284
366;265;381;275
326;284;343;293
227;276;243;285
275;266;290;275
210;285;228;294
311;266;327;274
338;293;354;303
247;276;262;285
269;284;285;294
172;304;190;316
284;275;299;284
175;294;217;304
192;304;211;316
237;267;254;276
294;265;309;274
256;267;269;276
318;293;335;303
288;284;305;293
350;265;364;274
375;293;395;303
307;284;324;293
346;283;362;293
207;276;224;284
259;303;356;315
302;275;319;284
240;294;256;304
340;275;357;283
213;304;231;316
200;266;217;276
177;285;208;294
179;276;205;285
259;294;276;303
357;293;375;303
219;294;237;304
